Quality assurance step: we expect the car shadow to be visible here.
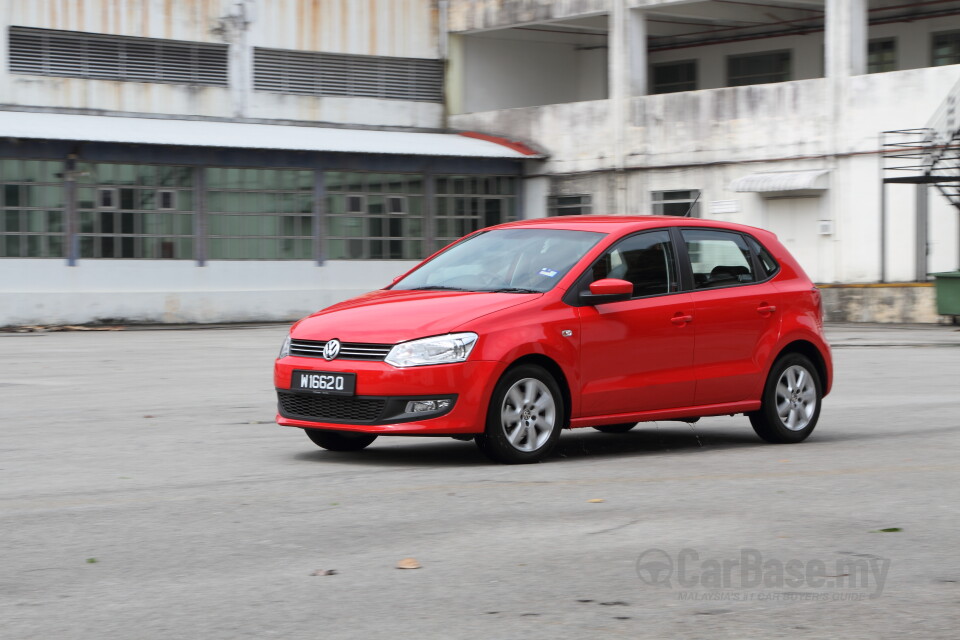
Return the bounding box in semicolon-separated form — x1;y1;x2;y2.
290;423;770;467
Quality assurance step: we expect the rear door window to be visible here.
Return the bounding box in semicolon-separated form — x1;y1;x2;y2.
681;229;756;289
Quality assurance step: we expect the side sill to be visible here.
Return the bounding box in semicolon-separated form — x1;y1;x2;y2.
568;400;761;429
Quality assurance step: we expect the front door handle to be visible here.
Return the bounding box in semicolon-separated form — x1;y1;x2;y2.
671;314;693;325
757;304;777;315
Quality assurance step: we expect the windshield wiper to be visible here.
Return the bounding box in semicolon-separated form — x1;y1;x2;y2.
482;287;541;294
410;285;470;291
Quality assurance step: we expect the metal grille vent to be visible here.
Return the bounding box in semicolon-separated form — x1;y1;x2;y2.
253;47;443;102
278;391;386;423
290;339;392;361
8;26;228;86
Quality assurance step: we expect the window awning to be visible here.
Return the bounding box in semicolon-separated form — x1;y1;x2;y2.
0;110;543;159
728;169;830;193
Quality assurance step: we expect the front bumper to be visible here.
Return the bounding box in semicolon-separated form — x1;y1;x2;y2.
274;357;501;435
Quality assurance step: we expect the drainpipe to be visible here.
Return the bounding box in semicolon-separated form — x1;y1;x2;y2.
879;135;887;283
916;183;929;281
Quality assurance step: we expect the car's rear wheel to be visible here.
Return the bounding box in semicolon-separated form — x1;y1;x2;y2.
749;353;822;444
305;429;378;452
593;423;637;434
476;364;564;464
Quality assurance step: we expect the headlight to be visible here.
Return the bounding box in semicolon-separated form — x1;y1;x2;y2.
278;335;291;359
385;332;478;368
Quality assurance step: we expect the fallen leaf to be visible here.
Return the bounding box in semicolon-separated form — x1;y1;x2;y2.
86;558;98;564
397;558;421;569
310;569;338;576
587;498;605;503
870;527;903;533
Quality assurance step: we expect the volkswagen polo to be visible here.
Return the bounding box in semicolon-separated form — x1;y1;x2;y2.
275;216;832;463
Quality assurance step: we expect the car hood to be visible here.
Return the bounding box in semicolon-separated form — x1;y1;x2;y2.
292;289;541;344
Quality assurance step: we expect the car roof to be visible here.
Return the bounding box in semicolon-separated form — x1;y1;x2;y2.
493;215;770;237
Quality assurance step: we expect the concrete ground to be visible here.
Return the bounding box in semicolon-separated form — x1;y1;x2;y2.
1;323;959;639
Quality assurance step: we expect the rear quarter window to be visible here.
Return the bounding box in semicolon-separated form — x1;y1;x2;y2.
746;235;780;279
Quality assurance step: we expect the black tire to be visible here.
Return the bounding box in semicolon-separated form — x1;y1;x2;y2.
593;423;637;434
749;353;822;444
475;364;565;464
304;429;378;452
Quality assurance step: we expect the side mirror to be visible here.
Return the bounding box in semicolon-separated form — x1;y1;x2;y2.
579;278;633;305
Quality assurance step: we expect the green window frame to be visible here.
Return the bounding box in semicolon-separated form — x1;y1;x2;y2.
0;159;66;258
75;163;195;259
206;168;314;260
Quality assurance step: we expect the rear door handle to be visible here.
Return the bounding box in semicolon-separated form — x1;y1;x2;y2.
671;314;693;325
757;304;777;315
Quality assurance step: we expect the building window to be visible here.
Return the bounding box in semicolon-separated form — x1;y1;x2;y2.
868;39;897;73
8;26;228;86
157;190;177;210
387;196;407;215
77;163;195;259
206;168;314;260
651;60;697;94
0;159;65;258
326;172;425;260
253;48;444;102
548;195;592;216
434;176;518;249
932;31;960;66
652;190;701;217
98;188;117;209
727;51;791;87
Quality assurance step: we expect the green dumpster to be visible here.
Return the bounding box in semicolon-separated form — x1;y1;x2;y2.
932;271;960;318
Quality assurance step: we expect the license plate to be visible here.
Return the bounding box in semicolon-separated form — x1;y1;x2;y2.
291;370;356;396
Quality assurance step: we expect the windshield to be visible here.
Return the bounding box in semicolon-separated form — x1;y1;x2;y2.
392;228;604;293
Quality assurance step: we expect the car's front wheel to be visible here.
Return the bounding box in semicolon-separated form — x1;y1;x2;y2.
476;364;564;464
749;353;822;444
305;429;378;452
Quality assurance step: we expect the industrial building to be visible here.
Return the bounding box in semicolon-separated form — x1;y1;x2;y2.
2;0;959;324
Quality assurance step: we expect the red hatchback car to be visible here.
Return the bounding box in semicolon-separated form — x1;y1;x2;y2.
275;216;832;463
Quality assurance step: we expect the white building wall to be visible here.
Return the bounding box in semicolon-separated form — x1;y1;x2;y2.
649;33;825;89
0;0;444;129
452;63;960;283
457;33;607;113
868;15;960;71
3;259;418;326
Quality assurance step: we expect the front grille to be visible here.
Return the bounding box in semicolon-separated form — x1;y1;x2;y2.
290;339;392;361
278;391;386;424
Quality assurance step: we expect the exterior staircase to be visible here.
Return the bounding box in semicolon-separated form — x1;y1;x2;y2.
883;75;960;210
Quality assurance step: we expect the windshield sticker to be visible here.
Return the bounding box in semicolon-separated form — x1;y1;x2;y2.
538;268;558;278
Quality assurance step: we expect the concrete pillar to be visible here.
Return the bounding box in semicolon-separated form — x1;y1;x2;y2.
218;0;255;118
609;3;647;214
825;0;867;77
445;34;465;116
522;176;550;220
608;3;648;101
